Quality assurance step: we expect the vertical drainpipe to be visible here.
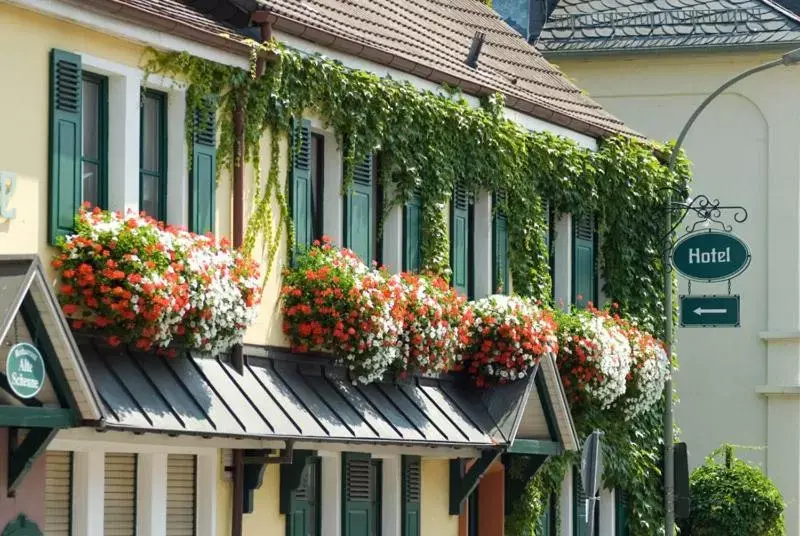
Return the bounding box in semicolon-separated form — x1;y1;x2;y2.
232;18;273;536
231;90;246;536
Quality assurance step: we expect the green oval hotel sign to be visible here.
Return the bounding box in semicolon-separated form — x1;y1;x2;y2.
671;231;750;282
6;343;45;399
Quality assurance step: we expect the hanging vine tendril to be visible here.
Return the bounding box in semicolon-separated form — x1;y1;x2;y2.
142;40;692;535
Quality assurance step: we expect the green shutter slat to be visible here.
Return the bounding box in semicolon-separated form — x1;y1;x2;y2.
291;119;313;259
342;453;373;536
573;470;588;536
404;194;422;272
49;49;82;245
492;192;509;295
573;215;595;309
344;154;374;264
451;186;471;297
189;99;216;234
401;456;420;536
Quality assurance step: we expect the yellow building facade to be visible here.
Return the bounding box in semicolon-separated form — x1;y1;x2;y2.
0;0;601;535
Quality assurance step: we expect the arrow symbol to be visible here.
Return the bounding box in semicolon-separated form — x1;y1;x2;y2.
693;307;727;316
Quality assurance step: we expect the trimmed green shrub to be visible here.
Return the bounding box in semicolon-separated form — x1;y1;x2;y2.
682;445;785;536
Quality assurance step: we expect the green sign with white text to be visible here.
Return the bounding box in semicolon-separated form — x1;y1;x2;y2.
6;343;45;399
680;295;740;328
671;231;750;282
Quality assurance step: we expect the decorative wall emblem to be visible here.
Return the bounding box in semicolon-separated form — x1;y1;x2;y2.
6;343;45;399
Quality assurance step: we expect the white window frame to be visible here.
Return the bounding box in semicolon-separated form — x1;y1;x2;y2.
553;213;573;308
318;450;342;536
307;118;345;248
473;191;493;298
77;54;188;228
49;439;216;536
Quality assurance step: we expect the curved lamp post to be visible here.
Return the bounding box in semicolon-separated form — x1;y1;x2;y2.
663;47;800;535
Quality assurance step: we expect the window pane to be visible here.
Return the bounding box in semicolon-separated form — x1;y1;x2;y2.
140;174;159;218
310;134;323;240
82;79;100;159
142;94;161;173
83;162;99;207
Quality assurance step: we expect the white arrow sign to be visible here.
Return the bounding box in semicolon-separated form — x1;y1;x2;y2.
693;307;727;316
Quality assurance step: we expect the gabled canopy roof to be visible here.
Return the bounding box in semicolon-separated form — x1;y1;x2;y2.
538;0;800;53
0;256;102;422
78;335;579;453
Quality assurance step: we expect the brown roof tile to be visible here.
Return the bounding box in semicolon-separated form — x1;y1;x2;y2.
78;0;636;138
254;0;636;137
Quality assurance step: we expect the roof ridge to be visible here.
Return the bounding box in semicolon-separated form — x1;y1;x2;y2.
760;0;800;22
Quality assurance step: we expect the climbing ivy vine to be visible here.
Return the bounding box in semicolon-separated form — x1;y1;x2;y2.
143;38;691;534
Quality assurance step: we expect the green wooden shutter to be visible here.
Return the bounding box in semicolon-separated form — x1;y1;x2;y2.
290;120;313;259
615;489;629;536
287;458;319;536
573;470;588;536
493;191;509;294
189;100;216;234
342;453;373;536
403;193;422;272
451;186;471;297
401;456;420;536
572;214;595;309
49;49;82;245
344;155;375;264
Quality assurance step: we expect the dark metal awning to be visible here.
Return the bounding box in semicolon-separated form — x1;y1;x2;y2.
78;336;576;450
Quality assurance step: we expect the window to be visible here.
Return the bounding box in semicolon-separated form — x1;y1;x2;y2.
403;192;422;272
81;72;108;210
492;191;509;294
451;185;473;298
311;134;325;240
572;214;596;308
342;453;381;536
140;89;167;221
344;154;380;265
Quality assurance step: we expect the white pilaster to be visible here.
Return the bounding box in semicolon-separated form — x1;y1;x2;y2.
319;451;342;536
107;73;141;215
473;191;492;299
137;453;168;536
80;54;142;215
379;455;402;536
72;450;105;536
382;186;403;273
598;488;615;536
163;87;189;227
196;452;218;536
553;213;573;308
319;127;343;247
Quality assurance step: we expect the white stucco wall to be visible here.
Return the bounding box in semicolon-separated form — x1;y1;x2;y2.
551;50;800;534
